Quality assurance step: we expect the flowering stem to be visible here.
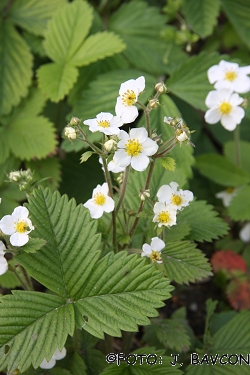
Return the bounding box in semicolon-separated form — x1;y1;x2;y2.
101;156;117;253
234;125;241;167
115;166;130;215
158;136;176;153
77;126;103;156
137;101;151;136
155;142;177;158
128;160;155;238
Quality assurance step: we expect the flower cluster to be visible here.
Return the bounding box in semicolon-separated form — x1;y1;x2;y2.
141;237;165;263
8;169;33;191
153;182;193;228
205;60;250;131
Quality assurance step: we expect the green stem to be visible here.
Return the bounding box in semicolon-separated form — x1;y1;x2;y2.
137;101;151;136
77;126;103;155
155;142;177;159
234;125;241;167
18;265;34;290
115;166;130;215
9;264;29;290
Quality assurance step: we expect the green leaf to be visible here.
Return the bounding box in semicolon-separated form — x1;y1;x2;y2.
166;52;224;110
228;186;250;221
80;151;94;163
161;157;176;171
37;63;79;102
178;200;229;242
220;0;250;48
195;154;250;187
161;241;212;284
62;352;87;375
0;263;21;289
0;20;32;116
8;0;67;36
21;237;47;253
43;1;93;63
182;0;220;38
71;31;125;67
0;127;9;164
224;141;250;175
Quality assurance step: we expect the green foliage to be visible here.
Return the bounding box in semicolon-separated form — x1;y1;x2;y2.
21;238;47;253
224;141;250;175
80;151;94;163
195;154;250;187
182;0;220;38
162;241;213;284
0;20;32;116
228;186;250;221
161;157;176;171
178;200;229;242
220;0;250;48
167;52;224;110
26;157;62;191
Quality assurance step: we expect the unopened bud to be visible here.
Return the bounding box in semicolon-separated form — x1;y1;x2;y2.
155;82;167;94
139;189;150;201
164;116;180;127
8;171;21;182
148;99;160;110
104;139;117;152
69;117;80;126
65;126;77;140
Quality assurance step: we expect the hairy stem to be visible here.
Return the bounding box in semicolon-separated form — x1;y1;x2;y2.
234;125;241;167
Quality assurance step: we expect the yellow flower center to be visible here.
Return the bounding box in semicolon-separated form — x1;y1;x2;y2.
122;90;137;106
98;120;110;128
94;193;106;206
225;70;237;82
158;211;170;224
226;187;234;193
14;220;28;233
125;139;142;156
172;195;182;206
150;251;162;263
219;102;232;115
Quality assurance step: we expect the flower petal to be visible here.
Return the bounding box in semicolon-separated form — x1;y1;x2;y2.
113;149;131;168
205;90;220;108
131;154;149;171
103;196;115;213
229;92;244;106
130;127;148;143
232;76;250;94
12;206;29;221
205;108;221;124
220;115;237;131
157;185;173;203
0;241;6;255
207;65;224;84
53;348;67;360
142;243;152;256
0;256;8;275
142;138;158;156
0;215;16;235
150;237;165;252
10;233;29;247
121;106;139;123
239;223;250;243
40;357;56;369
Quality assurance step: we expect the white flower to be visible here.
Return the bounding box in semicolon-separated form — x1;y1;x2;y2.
208;60;250;94
40;347;67;369
141;237;165;263
65;126;77;140
0;241;8;276
153;202;177;228
215;187;238;207
84;112;123;135
98;157;125;174
239;223;250;243
115;76;145;123
205;89;245;131
113;128;158;172
0;206;34;246
157;182;193;211
83;182;115;219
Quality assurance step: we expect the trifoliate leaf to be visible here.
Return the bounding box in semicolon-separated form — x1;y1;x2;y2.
71;32;125;67
228;186;250;221
8;0;67;36
167;52;224;110
181;0;220;38
161;157;176;171
21;238;47;253
37;62;79;102
80;151;94;163
162;241;212;284
0;20;32;116
178;200;229;242
195;154;250;187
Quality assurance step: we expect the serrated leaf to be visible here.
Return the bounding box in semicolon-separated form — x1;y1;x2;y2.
228;186;250;221
166;52;225;111
182;0;220;38
0;20;32;116
21;237;47;253
220;0;250;48
196;154;250;187
43;1;93;63
162;241;212;284
80;151;94;163
161;157;176;171
8;0;67;36
71;31;125;67
178;200;229;242
224;141;250;175
37;63;79;102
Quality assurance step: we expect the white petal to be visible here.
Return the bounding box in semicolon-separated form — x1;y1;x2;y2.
142;243;152;256
239;65;250;75
153;202;166;214
220;115;237;131
182;190;194;203
215;191;233;207
108;160;125;173
150;237;165;252
229;92;243;106
135;76;145;93
103;196;115;213
214;80;233;91
205;108;221;124
40;357;56;369
0;256;8;275
130;127;148;143
169;182;179;191
53;347;67;360
84;201;103;219
131;154;149;171
113;149;131;167
10;233;29;247
219;60;239;71
0;215;15;235
96;112;113;122
230;106;245;123
239;223;250;242
121;106;139;124
119;79;138;95
110;116;123;128
117;130;129;148
12;206;29;221
83;118;97;126
115;96;125;117
232;76;250;94
157;185;173;203
207;65;224;84
142;138;158;156
205;90;220;108
100;182;109;195
0;241;6;254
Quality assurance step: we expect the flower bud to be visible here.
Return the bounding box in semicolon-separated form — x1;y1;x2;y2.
65;126;77;140
104;139;117;152
117;173;123;184
139;189;150;201
8;171;21;182
69;117;80;126
155;82;167;94
148;99;160;110
164;116;180;127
